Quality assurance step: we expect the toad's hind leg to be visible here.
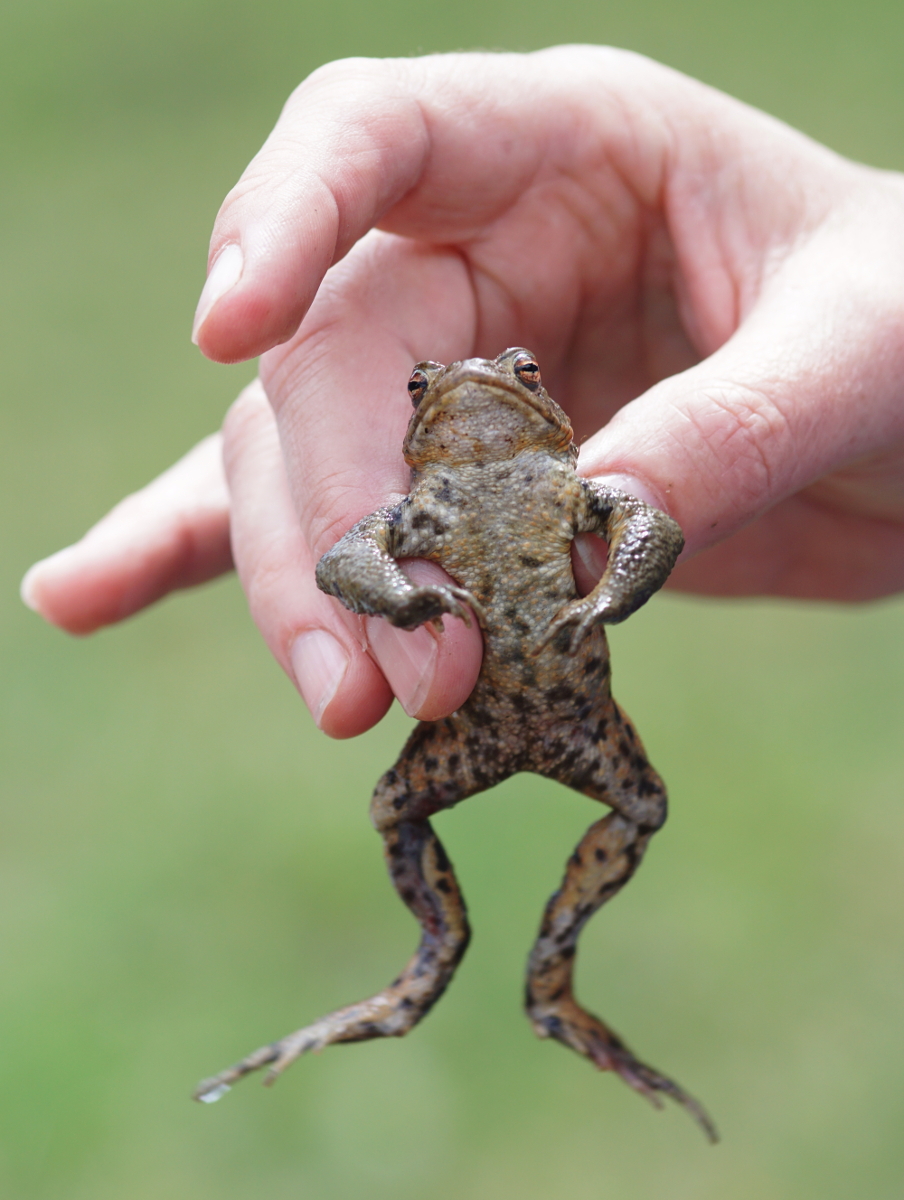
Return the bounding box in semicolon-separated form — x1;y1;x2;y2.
525;704;718;1142
194;720;482;1102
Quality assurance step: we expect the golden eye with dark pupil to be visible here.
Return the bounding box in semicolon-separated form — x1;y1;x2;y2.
513;356;541;391
408;370;429;407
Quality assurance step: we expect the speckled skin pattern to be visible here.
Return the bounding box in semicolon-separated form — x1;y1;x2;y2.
195;349;716;1140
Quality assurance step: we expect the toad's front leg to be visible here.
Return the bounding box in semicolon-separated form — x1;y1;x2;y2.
315;502;484;630
537;485;684;653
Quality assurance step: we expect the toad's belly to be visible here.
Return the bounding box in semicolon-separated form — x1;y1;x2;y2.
463;618;612;725
432;541;612;721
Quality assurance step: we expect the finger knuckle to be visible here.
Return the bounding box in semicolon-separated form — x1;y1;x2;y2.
289;55;398;102
221;385;273;486
241;540;330;661
222;380;269;447
685;379;791;503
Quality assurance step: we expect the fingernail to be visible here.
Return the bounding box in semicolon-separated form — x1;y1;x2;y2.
366;620;438;717
191;243;244;344
290;630;349;726
20;547;77;615
20;564;41;612
581;471;665;511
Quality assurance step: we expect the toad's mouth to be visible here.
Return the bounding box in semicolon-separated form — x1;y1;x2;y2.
405;359;562;441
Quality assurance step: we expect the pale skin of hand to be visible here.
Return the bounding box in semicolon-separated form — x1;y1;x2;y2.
22;46;904;738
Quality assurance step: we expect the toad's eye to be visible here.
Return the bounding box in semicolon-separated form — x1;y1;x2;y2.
513;354;541;391
408;369;430;407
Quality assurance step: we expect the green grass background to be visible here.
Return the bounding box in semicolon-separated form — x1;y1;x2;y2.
3;1;904;1196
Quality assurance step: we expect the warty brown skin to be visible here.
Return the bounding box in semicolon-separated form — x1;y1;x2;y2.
194;348;715;1141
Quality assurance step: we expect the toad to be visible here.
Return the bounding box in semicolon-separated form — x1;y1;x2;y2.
195;348;716;1140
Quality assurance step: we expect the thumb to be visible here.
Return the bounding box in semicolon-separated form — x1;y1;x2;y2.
577;223;904;571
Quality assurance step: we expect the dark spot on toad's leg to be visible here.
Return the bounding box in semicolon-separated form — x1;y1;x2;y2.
559;750;579;774
570;764;598;791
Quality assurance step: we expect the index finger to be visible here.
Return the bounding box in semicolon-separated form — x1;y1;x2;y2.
190;47;670;363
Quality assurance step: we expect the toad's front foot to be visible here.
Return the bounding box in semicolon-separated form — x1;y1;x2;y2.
390;583;487;632
527;995;718;1143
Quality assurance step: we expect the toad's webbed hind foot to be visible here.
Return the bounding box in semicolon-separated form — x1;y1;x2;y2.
527;722;718;1141
194;974;441;1102
526;994;718;1142
193;818;470;1102
195;720;477;1105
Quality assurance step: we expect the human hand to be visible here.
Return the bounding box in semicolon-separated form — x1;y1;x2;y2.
23;47;904;737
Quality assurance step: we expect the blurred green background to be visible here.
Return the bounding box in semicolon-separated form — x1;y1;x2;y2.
3;1;904;1197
